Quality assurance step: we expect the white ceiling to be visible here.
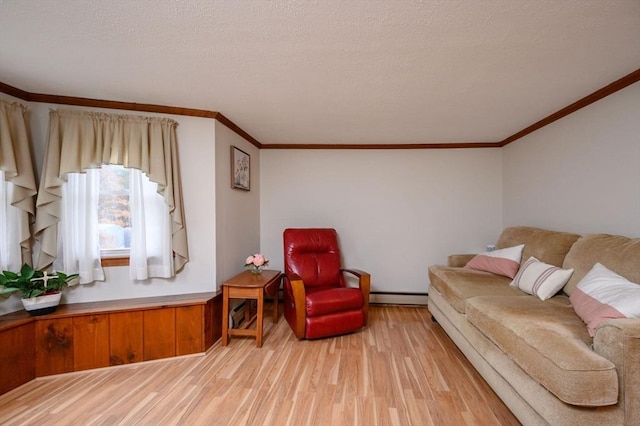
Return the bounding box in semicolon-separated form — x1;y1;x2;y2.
1;0;638;145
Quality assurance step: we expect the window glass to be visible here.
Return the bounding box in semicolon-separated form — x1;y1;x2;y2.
98;165;131;256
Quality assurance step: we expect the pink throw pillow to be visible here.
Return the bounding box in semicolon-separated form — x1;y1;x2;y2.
570;263;640;336
465;244;524;279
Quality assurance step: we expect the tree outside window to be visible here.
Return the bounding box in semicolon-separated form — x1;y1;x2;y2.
98;165;131;252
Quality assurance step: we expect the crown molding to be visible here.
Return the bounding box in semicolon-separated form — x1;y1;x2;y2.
260;142;501;149
0;81;30;99
0;81;262;149
213;112;262;148
2;68;638;150
0;82;217;117
499;68;640;146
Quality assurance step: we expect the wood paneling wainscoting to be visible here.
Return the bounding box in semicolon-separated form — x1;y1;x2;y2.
0;292;222;395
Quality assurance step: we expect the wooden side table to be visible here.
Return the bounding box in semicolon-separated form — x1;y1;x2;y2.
221;269;281;348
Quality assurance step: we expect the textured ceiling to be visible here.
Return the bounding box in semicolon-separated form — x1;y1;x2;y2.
1;0;639;145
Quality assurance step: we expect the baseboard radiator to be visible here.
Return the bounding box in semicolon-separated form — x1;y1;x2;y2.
369;291;428;306
273;290;428;306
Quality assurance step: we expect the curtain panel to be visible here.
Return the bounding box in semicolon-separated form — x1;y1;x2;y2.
56;170;105;284
35;109;189;274
0;100;37;267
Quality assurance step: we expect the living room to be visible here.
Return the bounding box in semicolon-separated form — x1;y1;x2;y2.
0;1;638;425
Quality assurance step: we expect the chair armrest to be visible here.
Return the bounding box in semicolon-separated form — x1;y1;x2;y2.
342;268;371;325
447;254;476;267
285;272;306;339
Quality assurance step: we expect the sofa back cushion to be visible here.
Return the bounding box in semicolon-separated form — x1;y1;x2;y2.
495;226;581;268
562;234;640;296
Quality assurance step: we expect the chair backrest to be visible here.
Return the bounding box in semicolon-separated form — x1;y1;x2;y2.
283;228;344;288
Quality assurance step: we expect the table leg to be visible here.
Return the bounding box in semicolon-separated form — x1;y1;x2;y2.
272;289;278;323
244;299;251;324
257;291;264;348
222;286;230;346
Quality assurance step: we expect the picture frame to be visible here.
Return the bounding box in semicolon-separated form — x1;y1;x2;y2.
231;146;250;191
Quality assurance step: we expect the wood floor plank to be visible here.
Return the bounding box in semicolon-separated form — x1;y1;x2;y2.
0;305;519;425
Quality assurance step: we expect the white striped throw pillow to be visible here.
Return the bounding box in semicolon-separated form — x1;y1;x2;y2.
510;256;574;300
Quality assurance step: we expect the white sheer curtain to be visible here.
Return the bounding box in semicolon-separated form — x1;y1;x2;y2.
0;171;22;271
55;167;171;283
129;168;172;280
55;170;104;284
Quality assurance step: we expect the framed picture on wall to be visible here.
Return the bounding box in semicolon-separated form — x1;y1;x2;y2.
231;146;250;191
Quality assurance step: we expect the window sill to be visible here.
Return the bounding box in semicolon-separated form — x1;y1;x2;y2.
101;257;130;267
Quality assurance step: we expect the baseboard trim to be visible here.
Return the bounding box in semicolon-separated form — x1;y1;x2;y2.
369;292;428;306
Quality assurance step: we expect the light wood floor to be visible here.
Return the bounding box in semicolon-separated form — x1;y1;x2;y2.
0;305;519;426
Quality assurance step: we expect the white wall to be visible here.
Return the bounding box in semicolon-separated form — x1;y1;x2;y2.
260;149;503;297
3;80;636;313
503;82;640;237
215;122;261;286
0;96;218;315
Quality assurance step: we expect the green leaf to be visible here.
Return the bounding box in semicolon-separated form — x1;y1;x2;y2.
20;263;36;280
25;289;45;298
3;271;18;280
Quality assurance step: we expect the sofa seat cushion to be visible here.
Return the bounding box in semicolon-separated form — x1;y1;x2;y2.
466;295;618;407
428;265;524;314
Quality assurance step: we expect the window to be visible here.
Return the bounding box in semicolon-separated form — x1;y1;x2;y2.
98;165;131;258
98;165;170;268
57;165;170;280
36;109;188;283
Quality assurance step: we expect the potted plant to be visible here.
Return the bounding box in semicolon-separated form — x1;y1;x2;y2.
0;263;79;316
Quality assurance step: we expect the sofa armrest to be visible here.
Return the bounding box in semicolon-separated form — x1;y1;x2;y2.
447;254;476;268
593;318;640;424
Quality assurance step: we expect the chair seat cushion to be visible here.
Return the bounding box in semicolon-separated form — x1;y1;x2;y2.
306;310;364;339
305;287;364;317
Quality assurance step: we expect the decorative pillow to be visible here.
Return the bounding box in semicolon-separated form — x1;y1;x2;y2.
570;263;640;336
465;244;524;279
510;256;574;300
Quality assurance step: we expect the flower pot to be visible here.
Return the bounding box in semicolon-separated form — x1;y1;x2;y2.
21;292;62;316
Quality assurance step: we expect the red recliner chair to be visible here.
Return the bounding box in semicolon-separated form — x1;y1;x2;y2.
283;228;371;340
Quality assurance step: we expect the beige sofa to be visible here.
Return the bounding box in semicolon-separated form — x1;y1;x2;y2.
427;226;640;426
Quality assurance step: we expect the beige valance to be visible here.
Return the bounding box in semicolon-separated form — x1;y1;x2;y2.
35;109;189;272
0;100;37;264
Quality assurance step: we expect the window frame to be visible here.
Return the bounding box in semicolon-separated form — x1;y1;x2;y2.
101;257;129;267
